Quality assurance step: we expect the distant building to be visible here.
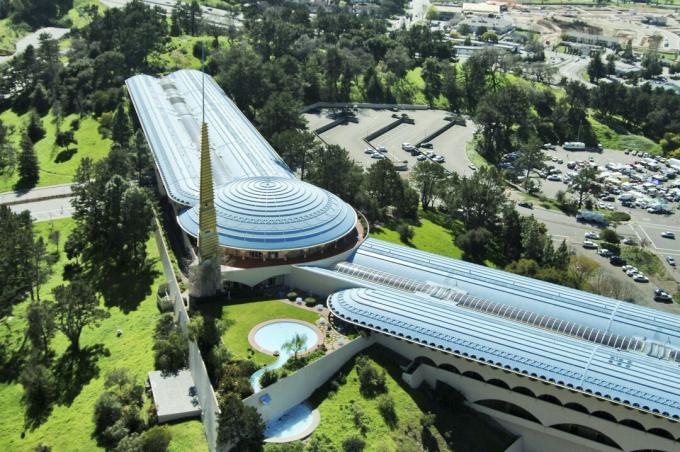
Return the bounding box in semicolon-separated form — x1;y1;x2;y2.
642;14;668;26
459;15;514;34
562;31;619;49
462;1;506;15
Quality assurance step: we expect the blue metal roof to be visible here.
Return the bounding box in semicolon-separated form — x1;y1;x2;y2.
126;69;294;206
177;177;357;251
329;287;680;419
350;238;680;348
126;69;359;251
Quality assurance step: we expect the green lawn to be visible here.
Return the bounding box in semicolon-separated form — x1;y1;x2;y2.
0;109;111;191
307;346;515;452
621;247;674;283
589;114;662;155
0;218;207;451
371;218;463;259
152;35;231;72
197;299;322;366
0;18;30;56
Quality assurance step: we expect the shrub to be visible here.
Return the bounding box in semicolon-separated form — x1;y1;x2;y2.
601;242;620;256
356;358;387;397
138;425;172;452
259;369;279;388
396;223;414;243
377;394;398;428
600;228;620;244
605;211;631;223
287;291;298;301
342;436;366;452
351;402;369;435
304;296;316;307
307;434;338;452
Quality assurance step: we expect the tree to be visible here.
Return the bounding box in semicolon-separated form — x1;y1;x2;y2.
256;91;305;138
515;137;545;192
55;130;77;153
396;223;414;244
131;129;153;186
27;110;45;143
421;57;442;104
0;119;17;175
307;434;338;452
455;227;493;263
441;64;461;111
568;255;599;289
0;206;34;317
641;51;662;79
259;369;279;388
282;333;307;360
153;314;188;376
18;132;39;188
569;166;600;208
481;31;498;43
48;227;61;254
445;167;506;231
217;393;265;451
342;437;366;452
306;144;364;205
622;39;634;62
20;359;56;423
111;103;132;146
26;299;55;360
411;160;447;210
269;129;319;180
52;279;110;351
587;51;607;82
30;83;50;116
28;237;52;302
365;159;402;208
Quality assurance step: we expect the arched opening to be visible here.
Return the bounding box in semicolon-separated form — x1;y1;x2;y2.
438;363;460;374
550;424;621;449
462;370;485;382
592;411;617;423
538;394;562;406
487;379;510;390
475;399;542;424
619;419;645;431
647;428;674;440
414;356;436;367
512;386;536;398
564;402;589;414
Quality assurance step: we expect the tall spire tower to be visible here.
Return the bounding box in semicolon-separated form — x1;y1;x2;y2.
190;45;221;298
198;121;218;261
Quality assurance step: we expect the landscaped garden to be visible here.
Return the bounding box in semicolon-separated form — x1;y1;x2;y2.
0;109;111;191
0;218;207;451
196;298;323;366
269;346;516;452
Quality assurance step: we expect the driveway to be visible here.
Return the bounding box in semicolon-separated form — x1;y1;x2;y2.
0;27;69;64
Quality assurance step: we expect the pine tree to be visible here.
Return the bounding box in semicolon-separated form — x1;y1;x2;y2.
18;132;39;187
30;83;50;116
26;110;45;143
111;103;132;146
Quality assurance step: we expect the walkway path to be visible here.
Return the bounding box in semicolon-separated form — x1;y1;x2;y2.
0;27;69;64
0;183;74;221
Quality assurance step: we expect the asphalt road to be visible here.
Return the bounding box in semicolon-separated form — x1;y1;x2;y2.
10;196;74;221
0;27;69;64
100;0;239;26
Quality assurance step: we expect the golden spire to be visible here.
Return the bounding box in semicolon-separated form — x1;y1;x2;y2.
198;121;218;261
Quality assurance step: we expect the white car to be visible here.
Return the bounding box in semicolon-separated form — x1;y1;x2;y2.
416;155;427;161
585;231;599;239
661;231;676;239
434;156;445;163
364;148;375;154
582;240;597;249
377;145;387;153
371;153;385;159
633;274;649;283
547;174;561;182
622;238;636;245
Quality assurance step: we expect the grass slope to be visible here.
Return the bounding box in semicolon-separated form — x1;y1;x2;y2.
0;218;207;451
0;109;111;191
197;299;321;366
589;114;662;155
371;217;463;259
308;347;515;452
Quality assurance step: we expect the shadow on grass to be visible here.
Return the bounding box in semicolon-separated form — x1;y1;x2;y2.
54;343;109;406
54;148;77;163
98;258;160;313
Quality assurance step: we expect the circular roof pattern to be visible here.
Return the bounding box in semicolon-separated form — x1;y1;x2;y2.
178;177;358;251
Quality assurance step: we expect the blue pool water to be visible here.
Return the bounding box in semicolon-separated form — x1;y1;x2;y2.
250;321;318;392
265;403;315;440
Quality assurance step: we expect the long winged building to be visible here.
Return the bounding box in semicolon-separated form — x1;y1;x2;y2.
127;70;680;452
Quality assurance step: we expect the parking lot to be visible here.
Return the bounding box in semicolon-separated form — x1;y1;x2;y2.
307;108;476;175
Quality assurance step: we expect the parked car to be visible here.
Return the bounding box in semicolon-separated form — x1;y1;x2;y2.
419;142;433;149
661;231;676;239
609;256;626;266
633;274;649;283
377;145;387;153
654;291;673;302
667;256;676;266
622;238;636;245
582;240;598;249
547;174;561;182
416;154;427;161
371;153;385;159
585;231;599;239
468;164;477;171
598;248;613;257
433;155;445;163
518;201;533;209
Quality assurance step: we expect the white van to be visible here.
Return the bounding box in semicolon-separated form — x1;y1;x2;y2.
563;141;586;151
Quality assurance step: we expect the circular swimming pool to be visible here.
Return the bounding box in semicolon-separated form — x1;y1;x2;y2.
249;320;323;393
251;320;320;355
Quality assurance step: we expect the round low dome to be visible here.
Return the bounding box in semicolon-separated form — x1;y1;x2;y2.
178;176;358;252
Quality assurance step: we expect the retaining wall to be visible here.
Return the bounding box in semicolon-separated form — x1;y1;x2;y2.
302;102;429;113
154;220;220;451
243;336;375;423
